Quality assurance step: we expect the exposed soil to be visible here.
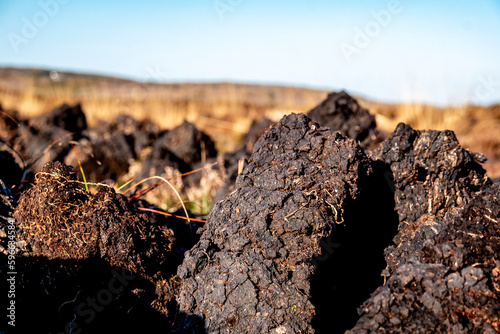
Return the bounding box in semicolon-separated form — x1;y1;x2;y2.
347;183;500;333
176;113;397;333
6;161;201;333
32;103;88;135
160;120;217;168
64;114;160;182
13;161;177;277
0;91;498;333
307;91;385;149
370;122;492;275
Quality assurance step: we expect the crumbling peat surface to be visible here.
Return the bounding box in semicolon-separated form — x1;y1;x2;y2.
13;103;87;171
2;98;499;333
371;122;492;274
216;91;382;203
1;103;220;188
347;183;500;333
176;113;398;333
13;161;174;278
126;119;221;204
7;161;192;333
159;120;217;168
307;91;384;149
33;102;88;135
139;119;218;178
65;114;160;182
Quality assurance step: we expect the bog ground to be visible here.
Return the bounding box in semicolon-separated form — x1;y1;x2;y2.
0;71;499;333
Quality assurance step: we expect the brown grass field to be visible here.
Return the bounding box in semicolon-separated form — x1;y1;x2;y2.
1;67;499;179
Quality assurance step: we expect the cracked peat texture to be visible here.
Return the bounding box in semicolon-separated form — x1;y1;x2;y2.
176;113;378;333
13;161;174;279
370;123;491;274
348;183;500;333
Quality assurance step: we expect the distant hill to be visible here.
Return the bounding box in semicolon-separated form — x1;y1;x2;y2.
0;66;331;115
0;66;499;178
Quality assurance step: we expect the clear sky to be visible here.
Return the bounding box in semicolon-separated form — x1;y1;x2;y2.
1;0;499;106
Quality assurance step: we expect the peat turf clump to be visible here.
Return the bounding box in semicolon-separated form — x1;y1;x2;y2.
0;103;87;178
152;120;217;170
371;122;491;227
307;91;384;149
66;114;160;182
3;103;217;184
348;183;500;333
14;162;94;258
99;114;160;158
13;161;174;278
371;123;492;274
70;129;135;182
217;91;382;202
0;105;20;143
32;102;88;135
176;113;396;333
137;120;218;190
422;183;500;331
13;104;85;171
9;161;203;332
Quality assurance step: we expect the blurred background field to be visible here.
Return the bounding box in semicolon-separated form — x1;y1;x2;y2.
1;67;499;178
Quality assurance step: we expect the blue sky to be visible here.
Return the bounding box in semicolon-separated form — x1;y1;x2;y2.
1;0;500;105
